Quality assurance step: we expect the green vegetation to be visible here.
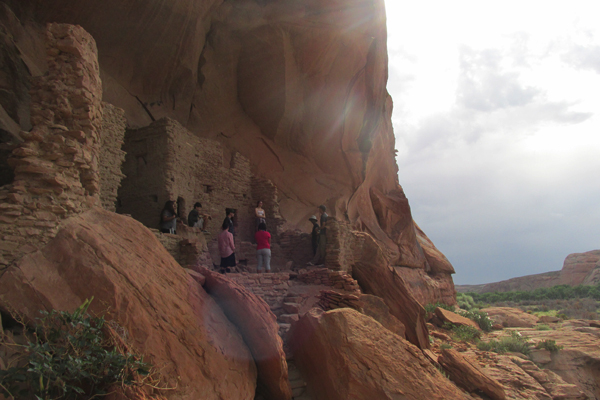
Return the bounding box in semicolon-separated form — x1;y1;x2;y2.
535;339;563;352
477;331;532;355
449;324;482;342
0;299;151;400
535;324;552;331
424;302;455;316
439;342;453;350
467;283;600;303
457;309;494;332
456;292;475;310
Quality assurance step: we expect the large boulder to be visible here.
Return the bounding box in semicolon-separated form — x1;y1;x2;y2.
359;294;405;338
198;267;292;400
481;307;539;328
288;308;470;400
0;208;257;400
350;232;430;349
435;307;480;330
438;348;506;400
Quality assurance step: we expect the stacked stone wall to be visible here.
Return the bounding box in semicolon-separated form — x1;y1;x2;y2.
296;268;361;293
0;23;102;267
117;118;255;242
227;272;291;310
98;102;126;212
317;290;361;311
251;177;285;237
279;229;313;268
324;219;358;272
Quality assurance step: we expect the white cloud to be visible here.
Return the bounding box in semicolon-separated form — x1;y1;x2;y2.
385;0;600;284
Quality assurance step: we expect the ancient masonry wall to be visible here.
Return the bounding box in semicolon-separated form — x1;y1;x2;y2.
227;272;291;311
0;24;102;267
279;230;313;268
323;219;355;273
98;102;126;212
227;268;360;312
251;177;285;237
117;118;255;242
296;268;361;293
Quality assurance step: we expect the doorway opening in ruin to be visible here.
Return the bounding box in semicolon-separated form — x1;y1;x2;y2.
177;197;186;219
0;130;16;187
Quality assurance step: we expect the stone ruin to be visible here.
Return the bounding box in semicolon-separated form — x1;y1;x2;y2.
0;24;103;267
0;22;315;275
0;19;453;309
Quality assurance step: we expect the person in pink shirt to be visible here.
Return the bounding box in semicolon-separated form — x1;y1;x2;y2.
254;222;271;273
218;220;236;273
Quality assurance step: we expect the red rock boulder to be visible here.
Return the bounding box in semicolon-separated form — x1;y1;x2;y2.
438;348;506;400
0;208;256;400
198;267;292;400
288;308;470;400
435;307;480;330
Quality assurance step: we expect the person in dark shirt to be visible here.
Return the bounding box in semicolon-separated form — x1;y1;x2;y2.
308;215;320;256
222;208;236;236
308;205;328;265
159;200;177;234
188;202;211;231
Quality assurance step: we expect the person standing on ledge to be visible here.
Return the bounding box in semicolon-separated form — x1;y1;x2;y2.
255;200;266;231
222;208;236;236
308;205;328;265
218;220;236;273
308;215;320;256
160;200;178;234
255;222;271;273
188;202;211;231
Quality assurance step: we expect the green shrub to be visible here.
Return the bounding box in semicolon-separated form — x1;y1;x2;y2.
535;324;551;331
450;324;481;342
439;343;453;350
457;309;494;332
456;293;475;311
424;302;455;316
0;298;151;400
535;339;563;352
477;331;531;355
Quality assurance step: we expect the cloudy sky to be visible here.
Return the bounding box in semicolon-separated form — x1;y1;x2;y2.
383;1;600;284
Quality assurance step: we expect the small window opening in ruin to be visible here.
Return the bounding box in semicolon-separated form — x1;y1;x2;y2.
243;194;247;198
177;196;186;219
116;197;122;208
203;185;212;194
149;195;158;203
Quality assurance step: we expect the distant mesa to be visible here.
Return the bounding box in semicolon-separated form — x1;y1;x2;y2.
457;250;600;293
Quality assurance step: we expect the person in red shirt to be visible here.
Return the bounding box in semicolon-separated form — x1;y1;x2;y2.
218;220;236;273
254;222;271;273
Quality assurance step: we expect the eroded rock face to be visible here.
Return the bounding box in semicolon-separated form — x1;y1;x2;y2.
0;208;257;400
560;250;600;286
350;231;430;349
5;0;455;294
438;348;506;400
288;308;470;400
523;326;600;400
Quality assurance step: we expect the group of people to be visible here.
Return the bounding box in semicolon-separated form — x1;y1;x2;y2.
159;200;273;273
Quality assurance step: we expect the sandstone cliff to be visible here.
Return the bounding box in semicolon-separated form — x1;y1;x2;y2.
0;0;455;304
